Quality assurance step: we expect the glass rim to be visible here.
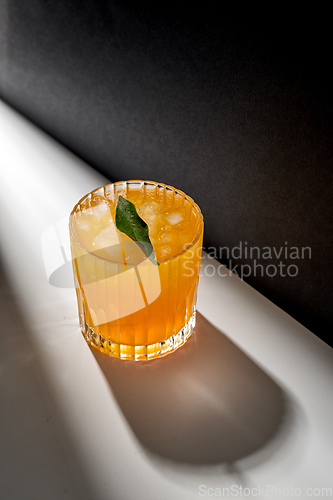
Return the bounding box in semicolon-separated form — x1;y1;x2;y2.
69;180;204;265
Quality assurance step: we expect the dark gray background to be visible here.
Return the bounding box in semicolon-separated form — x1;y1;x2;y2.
1;2;332;345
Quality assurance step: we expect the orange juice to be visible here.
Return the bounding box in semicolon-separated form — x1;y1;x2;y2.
69;181;203;360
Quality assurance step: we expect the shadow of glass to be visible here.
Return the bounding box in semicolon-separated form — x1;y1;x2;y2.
91;312;289;465
49;259;74;288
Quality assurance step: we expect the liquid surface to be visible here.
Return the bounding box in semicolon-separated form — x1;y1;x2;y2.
71;186;198;262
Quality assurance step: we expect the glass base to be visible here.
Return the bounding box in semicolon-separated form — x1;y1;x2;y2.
81;312;196;361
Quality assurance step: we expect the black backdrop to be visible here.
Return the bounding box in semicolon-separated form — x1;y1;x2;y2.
1;2;332;345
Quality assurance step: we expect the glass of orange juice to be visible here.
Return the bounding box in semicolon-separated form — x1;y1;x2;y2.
69;180;203;360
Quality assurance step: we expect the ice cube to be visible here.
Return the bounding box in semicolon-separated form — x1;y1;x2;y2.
161;208;185;225
157;225;177;245
92;223;120;250
159;245;173;260
176;221;191;246
138;202;162;232
138;202;161;218
92;225;124;263
74;204;110;235
88;202;110;219
74;215;90;232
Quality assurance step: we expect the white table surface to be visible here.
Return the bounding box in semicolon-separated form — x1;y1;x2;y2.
0;98;332;500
